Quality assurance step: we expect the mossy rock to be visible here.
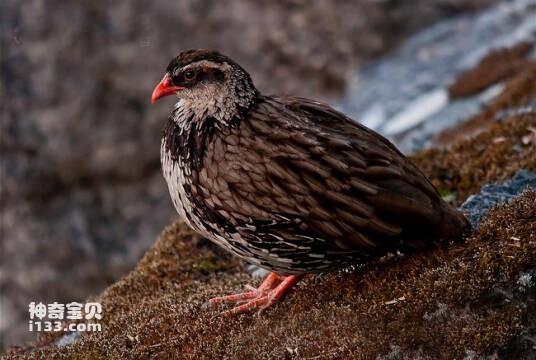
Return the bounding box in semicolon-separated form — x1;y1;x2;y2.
6;188;535;359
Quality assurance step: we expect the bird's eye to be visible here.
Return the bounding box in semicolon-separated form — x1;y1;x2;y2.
183;70;196;81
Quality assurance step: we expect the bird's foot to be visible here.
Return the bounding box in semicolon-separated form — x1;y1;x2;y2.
203;272;301;315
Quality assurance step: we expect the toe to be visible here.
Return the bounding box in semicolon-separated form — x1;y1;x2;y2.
223;295;270;316
202;290;259;309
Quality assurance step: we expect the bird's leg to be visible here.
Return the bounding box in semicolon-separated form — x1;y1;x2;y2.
204;272;280;307
203;272;302;315
224;275;301;316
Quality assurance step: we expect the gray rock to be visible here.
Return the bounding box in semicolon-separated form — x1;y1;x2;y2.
338;0;536;153
460;170;536;227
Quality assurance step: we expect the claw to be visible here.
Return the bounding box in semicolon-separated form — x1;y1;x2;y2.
202;290;258;309
203;272;302;315
244;284;257;292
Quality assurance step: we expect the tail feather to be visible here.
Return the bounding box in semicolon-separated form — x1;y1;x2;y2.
437;202;471;242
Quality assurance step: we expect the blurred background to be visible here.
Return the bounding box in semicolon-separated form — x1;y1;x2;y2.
2;0;522;350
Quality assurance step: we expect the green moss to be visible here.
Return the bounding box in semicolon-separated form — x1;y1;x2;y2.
439;189;455;203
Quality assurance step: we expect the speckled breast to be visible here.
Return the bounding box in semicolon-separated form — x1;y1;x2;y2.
160;139;248;261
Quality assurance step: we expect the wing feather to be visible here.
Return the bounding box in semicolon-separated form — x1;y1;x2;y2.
200;95;446;258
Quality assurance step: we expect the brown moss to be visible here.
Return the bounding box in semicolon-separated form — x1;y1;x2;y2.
5;190;535;359
437;60;536;145
448;42;533;99
412;112;536;205
6;39;536;360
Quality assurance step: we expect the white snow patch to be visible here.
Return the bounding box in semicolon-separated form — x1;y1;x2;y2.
359;103;386;130
478;82;505;102
56;331;81;348
383;88;448;135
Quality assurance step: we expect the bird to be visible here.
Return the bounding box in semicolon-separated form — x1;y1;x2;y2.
151;49;470;315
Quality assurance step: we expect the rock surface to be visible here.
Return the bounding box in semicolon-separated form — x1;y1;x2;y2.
461;170;536;227
1;0;498;349
338;0;536;152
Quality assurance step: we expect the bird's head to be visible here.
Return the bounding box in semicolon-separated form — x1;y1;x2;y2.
151;49;258;125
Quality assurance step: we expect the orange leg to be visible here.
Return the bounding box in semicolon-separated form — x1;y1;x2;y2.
203;272;302;315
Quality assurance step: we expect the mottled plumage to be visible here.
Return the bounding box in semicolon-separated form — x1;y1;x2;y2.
152;49;469;314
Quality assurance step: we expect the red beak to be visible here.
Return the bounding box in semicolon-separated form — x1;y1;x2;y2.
151;74;184;104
